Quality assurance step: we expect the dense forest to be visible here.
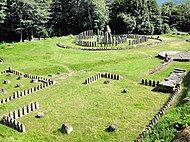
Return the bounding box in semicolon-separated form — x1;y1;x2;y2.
0;0;189;42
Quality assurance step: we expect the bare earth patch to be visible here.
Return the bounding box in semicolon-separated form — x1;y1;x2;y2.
173;126;190;142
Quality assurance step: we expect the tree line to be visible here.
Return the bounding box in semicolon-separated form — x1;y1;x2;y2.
0;0;189;42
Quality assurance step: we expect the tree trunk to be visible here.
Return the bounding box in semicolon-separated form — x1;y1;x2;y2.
87;1;93;29
20;19;23;42
31;27;34;41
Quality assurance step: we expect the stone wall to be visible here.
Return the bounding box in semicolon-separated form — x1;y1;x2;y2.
157;68;186;93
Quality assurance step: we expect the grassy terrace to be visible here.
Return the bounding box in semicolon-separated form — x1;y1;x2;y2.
0;34;189;142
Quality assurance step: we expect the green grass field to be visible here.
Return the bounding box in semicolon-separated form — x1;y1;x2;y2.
0;34;189;142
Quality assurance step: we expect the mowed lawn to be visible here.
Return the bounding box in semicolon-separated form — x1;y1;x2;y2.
0;34;189;142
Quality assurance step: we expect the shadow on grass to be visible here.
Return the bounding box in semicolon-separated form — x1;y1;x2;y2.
176;71;190;106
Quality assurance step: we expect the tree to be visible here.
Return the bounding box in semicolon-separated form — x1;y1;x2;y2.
161;1;190;32
91;0;109;31
0;0;50;42
49;0;109;36
0;0;6;23
110;0;160;34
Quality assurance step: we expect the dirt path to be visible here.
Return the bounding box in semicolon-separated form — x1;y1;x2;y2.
148;59;173;74
51;66;75;81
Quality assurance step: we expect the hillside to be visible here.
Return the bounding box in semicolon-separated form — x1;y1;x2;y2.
0;34;189;142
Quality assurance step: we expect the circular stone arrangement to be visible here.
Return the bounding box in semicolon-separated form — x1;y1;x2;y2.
57;29;163;51
75;30;149;48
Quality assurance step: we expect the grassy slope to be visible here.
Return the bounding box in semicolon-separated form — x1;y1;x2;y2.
0;34;189;142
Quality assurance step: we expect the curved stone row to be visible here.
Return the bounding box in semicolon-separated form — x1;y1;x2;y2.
0;68;55;105
57;39;162;52
1;102;39;132
77;30;94;40
75;29;149;47
135;85;182;141
84;73;122;84
129;37;148;45
141;79;160;87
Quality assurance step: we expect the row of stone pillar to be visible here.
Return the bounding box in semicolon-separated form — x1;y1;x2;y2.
84;73;102;84
141;79;160;87
115;35;127;44
129;38;148;46
1;102;39;132
81;46;131;51
126;34;148;40
103;73;121;80
78;41;97;47
135;88;180;142
84;73;121;84
77;30;94;40
0;70;7;74
8;102;39;119
0;81;55;105
2;117;26;132
25;74;53;84
6;67;54;84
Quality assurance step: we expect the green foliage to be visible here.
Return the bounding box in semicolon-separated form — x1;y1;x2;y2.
91;0;109;30
49;0;109;36
162;23;171;33
161;1;190;32
0;0;50;42
110;0;162;35
0;0;190;42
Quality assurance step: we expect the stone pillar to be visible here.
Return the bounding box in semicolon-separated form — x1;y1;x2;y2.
149;80;152;86
111;74;114;79
5;98;9;102
20;123;26;132
152;81;156;87
145;79;148;85
157;81;160;86
27;105;31;113
18;108;23;118
22;106;27;115
34;102;40;109
13;110;18;119
31;103;35;111
9;96;13;101
9;112;13;119
1;98;5;104
142;79;144;84
16;121;20;131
